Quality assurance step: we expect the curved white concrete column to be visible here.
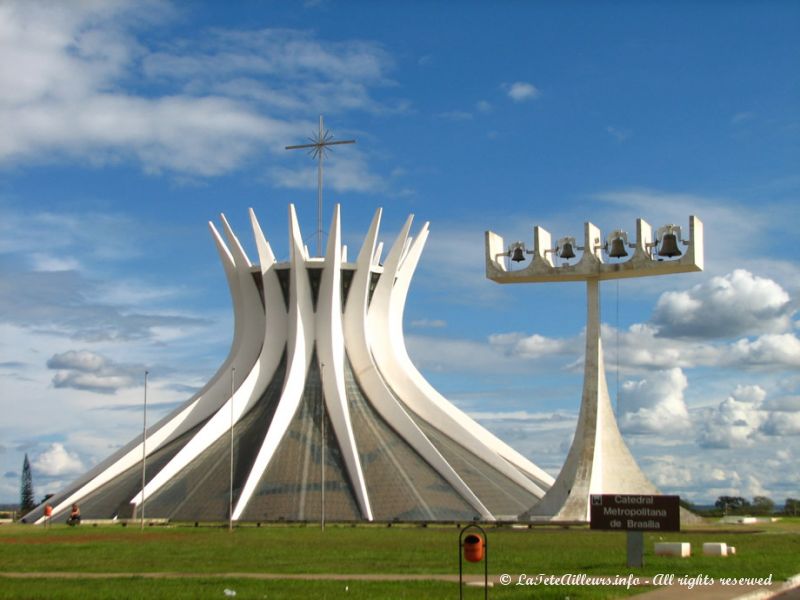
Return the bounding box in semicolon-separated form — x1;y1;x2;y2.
343;209;492;519
133;215;275;506
394;225;554;489
369;220;552;495
37;220;265;523
317;205;372;519
232;204;316;519
249;208;289;393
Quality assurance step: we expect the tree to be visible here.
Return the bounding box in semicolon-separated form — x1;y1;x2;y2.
785;498;800;516
752;496;775;515
715;496;750;514
20;454;35;515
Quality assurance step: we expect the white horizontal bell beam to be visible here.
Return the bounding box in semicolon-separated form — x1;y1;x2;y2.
486;216;703;283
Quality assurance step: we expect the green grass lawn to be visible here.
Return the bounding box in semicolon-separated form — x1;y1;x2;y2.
1;519;798;599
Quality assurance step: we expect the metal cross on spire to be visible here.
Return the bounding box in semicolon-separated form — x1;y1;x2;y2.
285;116;355;256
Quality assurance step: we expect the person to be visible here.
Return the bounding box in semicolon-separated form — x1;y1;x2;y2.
43;504;53;528
66;503;81;526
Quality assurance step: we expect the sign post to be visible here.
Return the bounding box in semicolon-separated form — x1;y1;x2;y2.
590;494;680;567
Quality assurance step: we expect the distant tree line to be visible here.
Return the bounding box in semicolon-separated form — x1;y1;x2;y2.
681;495;800;516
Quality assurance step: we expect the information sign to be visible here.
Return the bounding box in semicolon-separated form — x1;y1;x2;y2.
590;494;680;532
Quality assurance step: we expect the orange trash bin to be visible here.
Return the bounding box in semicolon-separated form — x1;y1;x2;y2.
463;533;484;563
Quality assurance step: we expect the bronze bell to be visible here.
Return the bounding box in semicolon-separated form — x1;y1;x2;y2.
608;237;629;258
558;241;576;259
658;233;681;257
511;245;526;262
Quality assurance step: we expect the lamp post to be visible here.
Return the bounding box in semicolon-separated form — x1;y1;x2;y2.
485;216;703;522
140;370;148;531
229;367;235;532
320;362;326;533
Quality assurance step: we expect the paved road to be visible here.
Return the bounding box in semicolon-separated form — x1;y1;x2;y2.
2;571;798;598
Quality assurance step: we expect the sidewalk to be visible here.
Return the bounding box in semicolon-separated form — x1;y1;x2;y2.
634;574;800;600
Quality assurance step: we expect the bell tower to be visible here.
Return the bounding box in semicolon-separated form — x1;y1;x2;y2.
485;216;703;522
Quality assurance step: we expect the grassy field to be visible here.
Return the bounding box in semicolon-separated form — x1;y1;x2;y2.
1;519;798;599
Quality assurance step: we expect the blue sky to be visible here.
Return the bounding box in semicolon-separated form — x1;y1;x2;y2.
1;0;798;506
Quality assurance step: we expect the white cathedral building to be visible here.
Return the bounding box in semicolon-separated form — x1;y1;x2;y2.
30;204;555;524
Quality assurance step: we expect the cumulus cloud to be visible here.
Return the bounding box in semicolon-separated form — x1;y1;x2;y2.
727;334;800;368
644;455;694;489
506;81;540;102
652;270;794;339
760;412;800;436
31;443;84;477
489;331;577;359
47;349;141;394
696;383;800;448
763;395;800;411
619;368;691;434
605;323;800;372
698;385;767;448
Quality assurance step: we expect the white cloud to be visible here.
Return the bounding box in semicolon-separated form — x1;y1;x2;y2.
31;443;84;477
506;81;540;102
763;395;800;411
476;100;492;113
270;151;384;193
406;334;510;374
0;1;395;180
729;384;767;405
142;29;391;86
652;270;793;339
619;368;691;434
30;253;81;272
436;110;474;121
693;382;800;450
46;349;142;394
645;455;694;489
606;126;631;142
760;412;800;436
409;319;446;329
727;334;800;368
489;331;576;359
731;112;754;124
697;385;767;448
605;322;800;372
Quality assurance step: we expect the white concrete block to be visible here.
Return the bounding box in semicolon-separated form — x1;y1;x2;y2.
655;542;691;557
703;542;728;556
